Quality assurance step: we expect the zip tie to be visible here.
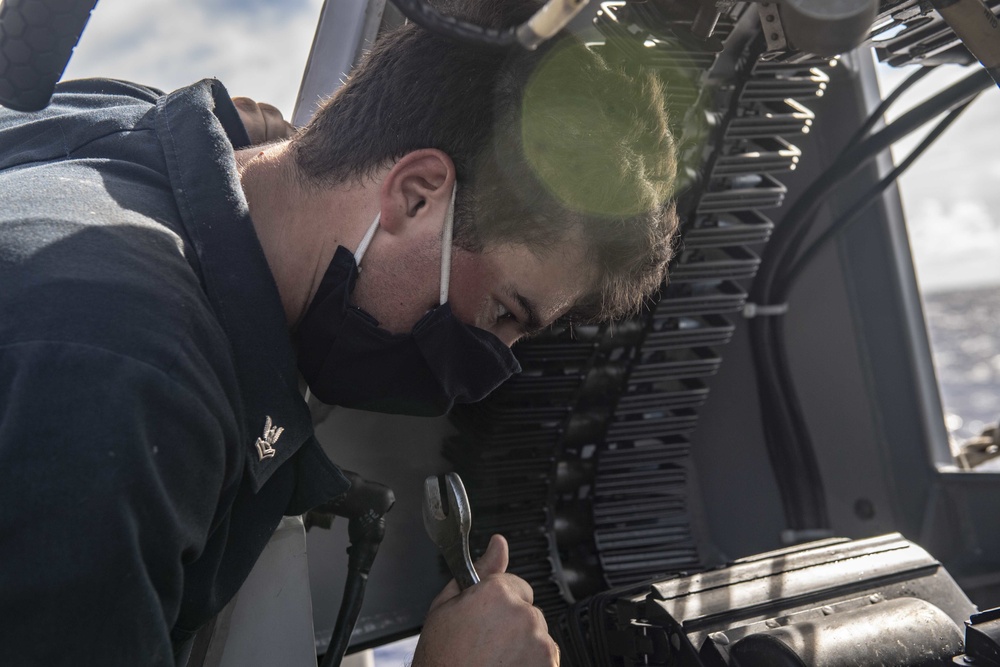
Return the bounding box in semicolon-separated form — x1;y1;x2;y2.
743;302;789;319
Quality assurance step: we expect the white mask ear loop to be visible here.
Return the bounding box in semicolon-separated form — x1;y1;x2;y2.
354;212;381;269
439;184;457;305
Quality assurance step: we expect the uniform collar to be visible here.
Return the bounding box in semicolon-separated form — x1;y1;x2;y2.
153;79;348;496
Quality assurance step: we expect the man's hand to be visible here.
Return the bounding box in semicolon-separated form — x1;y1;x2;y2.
412;534;560;666
232;97;296;145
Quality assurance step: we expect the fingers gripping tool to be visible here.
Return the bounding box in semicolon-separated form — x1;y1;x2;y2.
422;472;480;590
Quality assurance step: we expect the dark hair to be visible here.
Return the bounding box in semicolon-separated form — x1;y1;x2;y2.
291;0;679;321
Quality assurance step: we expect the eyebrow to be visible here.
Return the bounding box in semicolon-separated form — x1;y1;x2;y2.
504;285;544;335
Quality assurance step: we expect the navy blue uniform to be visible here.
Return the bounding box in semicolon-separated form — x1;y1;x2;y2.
0;79;349;664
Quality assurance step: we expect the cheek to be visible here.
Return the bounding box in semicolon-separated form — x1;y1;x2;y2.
447;251;498;329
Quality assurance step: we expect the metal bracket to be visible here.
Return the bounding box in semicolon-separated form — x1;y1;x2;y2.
758;2;789;53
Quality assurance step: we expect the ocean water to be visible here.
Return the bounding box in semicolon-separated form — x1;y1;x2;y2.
922;285;1000;443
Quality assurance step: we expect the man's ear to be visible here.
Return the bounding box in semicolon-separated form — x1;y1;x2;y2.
378;149;455;236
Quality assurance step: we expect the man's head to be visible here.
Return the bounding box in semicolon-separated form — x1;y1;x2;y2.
290;0;679;336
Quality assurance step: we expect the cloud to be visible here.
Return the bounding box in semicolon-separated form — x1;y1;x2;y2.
64;0;324;116
905;197;1000;292
874;59;1000;293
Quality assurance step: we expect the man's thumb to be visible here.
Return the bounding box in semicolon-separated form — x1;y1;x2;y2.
426;533;511;613
475;533;509;577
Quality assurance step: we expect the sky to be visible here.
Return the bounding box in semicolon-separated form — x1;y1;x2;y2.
875;62;1000;294
64;0;324;117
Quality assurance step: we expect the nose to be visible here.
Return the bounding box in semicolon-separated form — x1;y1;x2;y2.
492;328;522;348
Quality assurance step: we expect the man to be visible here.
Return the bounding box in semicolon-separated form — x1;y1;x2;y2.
0;0;678;663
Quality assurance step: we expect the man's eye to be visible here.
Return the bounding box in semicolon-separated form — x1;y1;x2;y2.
496;303;516;323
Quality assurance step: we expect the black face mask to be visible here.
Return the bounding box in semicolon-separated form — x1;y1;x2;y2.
295;196;521;417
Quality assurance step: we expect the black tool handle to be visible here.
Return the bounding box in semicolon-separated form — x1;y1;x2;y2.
0;0;98;112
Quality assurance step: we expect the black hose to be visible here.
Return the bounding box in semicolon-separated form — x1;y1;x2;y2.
748;301;829;529
753;66;992;310
756;104;976;525
389;0;518;48
844;66;934;150
320;533;381;667
317;472;395;667
747;66;992;532
780;98;976;292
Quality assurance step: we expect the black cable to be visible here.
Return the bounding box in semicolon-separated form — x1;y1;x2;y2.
323;574;369;667
317;472;395;667
389;0;518;48
844;66;934;150
748;300;828;529
747;66;992;532
753;66;992;311
780;98;976;293
760;99;976;528
755;102;970;528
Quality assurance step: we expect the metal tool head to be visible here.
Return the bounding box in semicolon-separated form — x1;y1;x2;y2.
422;472;472;540
422;472;480;590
